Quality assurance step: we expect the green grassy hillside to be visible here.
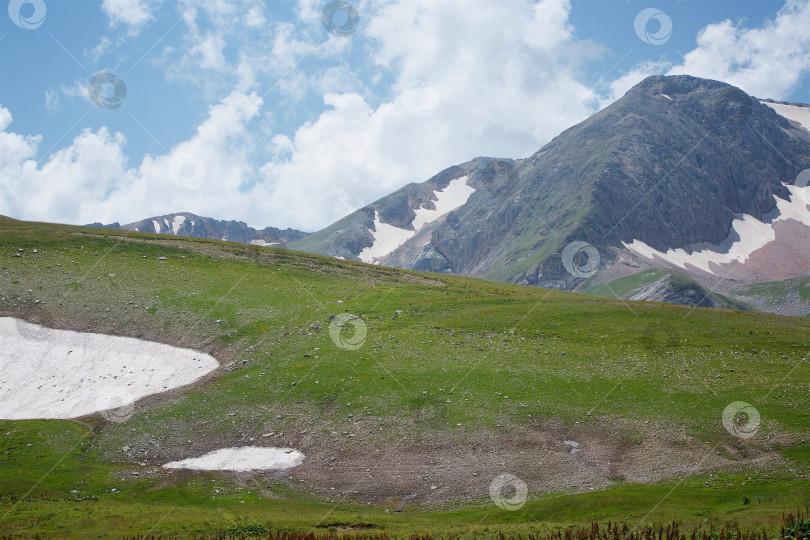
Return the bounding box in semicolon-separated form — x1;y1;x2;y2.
0;219;808;537
734;277;810;304
586;269;750;311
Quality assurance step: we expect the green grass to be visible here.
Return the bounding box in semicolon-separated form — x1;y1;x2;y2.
734;277;810;304
586;269;749;310
585;269;668;298
0;218;808;537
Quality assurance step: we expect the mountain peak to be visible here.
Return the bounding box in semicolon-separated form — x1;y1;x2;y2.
292;75;810;300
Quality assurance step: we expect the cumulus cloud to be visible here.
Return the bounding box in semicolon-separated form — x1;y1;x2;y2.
0;109;126;224
253;0;603;229
0;91;263;226
667;0;810;99
102;0;154;34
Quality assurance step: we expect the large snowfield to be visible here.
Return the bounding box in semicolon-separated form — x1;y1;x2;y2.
0;318;219;420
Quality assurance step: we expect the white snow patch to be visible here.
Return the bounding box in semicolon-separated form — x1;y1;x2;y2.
412;176;476;232
0;318;219;420
151;220;161;233
660;93;673;101
623;183;810;275
162;446;304;471
762;102;810;131
249;239;282;247
359;176;475;264
358;212;416;264
171;215;186;235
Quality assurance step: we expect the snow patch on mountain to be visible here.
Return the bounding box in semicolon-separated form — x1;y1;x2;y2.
359;212;415;263
763;102;810;131
623;183;810;275
359;176;475;264
172;215;186;234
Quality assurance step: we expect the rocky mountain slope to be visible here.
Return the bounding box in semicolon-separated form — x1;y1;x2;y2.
88;212;309;247
291;75;810;308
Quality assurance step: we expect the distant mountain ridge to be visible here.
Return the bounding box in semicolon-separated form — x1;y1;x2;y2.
87;212;309;246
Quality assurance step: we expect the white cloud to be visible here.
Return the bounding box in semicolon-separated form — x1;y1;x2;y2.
102;0;154;34
0;92;263;226
56;78;92;106
87;36;114;63
44;90;60;112
192;33;226;70
0;108;126;223
0;108;41;165
249;0;603;229
600;60;672;108
666;0;810;99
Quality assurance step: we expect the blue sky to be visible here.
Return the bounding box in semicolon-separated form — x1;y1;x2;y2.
1;0;809;231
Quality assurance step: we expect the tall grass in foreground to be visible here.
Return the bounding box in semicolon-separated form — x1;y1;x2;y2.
15;510;794;540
